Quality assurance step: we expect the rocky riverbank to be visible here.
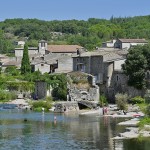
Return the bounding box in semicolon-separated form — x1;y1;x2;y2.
6;98;31;109
112;117;150;139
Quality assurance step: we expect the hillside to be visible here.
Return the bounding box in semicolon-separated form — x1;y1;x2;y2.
0;15;150;54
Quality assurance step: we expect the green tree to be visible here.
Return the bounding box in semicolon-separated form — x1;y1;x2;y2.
122;45;147;89
21;43;31;74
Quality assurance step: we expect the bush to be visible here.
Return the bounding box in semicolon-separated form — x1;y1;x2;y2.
0;90;17;102
5;66;20;76
99;94;108;107
129;96;145;104
32;100;52;112
138;117;150;128
115;93;128;110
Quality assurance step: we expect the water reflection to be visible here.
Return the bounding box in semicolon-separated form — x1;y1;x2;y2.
0;109;149;150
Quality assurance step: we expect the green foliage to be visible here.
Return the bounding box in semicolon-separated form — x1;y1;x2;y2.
138;117;150;128
115;93;128;110
0;90;17;102
6;81;34;92
5;66;20;76
2;16;150;52
99;94;108;107
137;103;147;114
45;96;53;102
122;45;150;89
21;43;31;74
51;74;67;100
129;96;145;104
0;30;14;54
32;99;52;112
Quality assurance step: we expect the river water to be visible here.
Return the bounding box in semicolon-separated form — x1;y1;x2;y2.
0;107;150;150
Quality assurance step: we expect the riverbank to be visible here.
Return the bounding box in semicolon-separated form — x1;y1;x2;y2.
6;98;31;109
112;117;150;139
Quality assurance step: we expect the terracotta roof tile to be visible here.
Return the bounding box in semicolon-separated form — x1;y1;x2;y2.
47;45;83;53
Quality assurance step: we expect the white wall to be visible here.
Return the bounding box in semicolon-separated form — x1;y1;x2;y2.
114;59;125;70
34;63;50;74
15;50;38;57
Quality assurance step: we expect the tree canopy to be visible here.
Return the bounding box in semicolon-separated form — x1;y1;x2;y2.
1;15;150;51
122;44;150;89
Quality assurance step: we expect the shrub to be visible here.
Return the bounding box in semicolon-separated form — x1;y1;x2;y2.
129;96;145;104
99;94;108;107
45;96;53;102
115;93;128;110
32;100;52;112
0;90;17;102
5;66;20;76
138;117;150;128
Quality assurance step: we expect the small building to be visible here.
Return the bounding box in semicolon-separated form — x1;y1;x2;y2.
46;45;83;55
114;38;148;50
102;38;148;50
102;39;116;48
31;57;58;74
15;41;25;47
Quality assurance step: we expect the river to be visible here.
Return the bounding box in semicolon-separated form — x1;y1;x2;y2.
0;106;150;150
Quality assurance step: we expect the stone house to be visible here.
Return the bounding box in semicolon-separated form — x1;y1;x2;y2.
15;40;47;57
31;60;58;74
13;40;84;74
114;39;148;50
15;41;25;47
102;39;116;48
102;38;148;50
73;50;126;84
72;50;127;101
15;40;83;57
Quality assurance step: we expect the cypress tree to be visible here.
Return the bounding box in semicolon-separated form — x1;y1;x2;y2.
21;43;31;74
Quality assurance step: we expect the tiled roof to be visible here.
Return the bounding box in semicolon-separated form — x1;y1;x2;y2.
2;60;21;66
103;52;124;62
47;45;83;53
118;39;148;43
73;50;126;62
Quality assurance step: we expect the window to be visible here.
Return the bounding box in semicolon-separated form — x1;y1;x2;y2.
116;75;119;81
41;42;45;47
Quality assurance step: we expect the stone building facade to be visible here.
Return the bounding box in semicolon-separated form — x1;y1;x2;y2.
34;81;47;99
114;39;148;50
102;38;148;50
72;50;127;102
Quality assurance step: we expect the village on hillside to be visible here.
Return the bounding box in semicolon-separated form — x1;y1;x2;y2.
0;38;149;110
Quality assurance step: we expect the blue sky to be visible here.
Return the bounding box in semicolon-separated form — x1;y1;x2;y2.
0;0;150;21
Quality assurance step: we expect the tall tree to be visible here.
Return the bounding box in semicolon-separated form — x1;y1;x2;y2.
21;43;31;74
122;45;148;89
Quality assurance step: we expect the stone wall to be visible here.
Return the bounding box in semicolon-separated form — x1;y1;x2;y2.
104;71;145;102
67;72;99;103
54;101;79;112
34;81;47;99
